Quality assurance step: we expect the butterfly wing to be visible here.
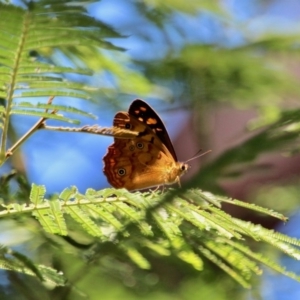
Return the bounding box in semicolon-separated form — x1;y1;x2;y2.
112;111;171;158
129;99;178;161
103;135;178;191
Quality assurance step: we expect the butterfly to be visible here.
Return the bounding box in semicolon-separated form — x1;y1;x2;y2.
103;99;189;191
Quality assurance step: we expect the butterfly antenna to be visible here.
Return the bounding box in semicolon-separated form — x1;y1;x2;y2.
191;148;203;157
184;149;212;163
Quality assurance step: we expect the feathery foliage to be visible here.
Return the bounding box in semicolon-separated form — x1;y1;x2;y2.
0;244;64;286
1;184;300;289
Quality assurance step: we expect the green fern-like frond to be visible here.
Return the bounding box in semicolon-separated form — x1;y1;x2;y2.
31;184;67;235
120;243;151;270
0;244;65;286
0;0;122;163
224;239;300;282
2;184;300;286
197;244;253;288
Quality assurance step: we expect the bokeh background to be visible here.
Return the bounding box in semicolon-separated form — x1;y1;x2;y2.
2;0;300;299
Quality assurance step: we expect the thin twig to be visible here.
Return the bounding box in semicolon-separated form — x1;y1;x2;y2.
42;124;139;139
5;96;56;158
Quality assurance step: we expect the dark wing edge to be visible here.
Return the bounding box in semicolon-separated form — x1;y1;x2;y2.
129;99;178;161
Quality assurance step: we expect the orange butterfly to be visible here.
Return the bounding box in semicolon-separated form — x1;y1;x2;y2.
103;99;189;191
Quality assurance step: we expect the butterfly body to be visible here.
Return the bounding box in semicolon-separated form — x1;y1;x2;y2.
103;100;189;191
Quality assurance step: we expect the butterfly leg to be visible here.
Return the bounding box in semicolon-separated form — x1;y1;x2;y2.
176;176;182;188
152;185;161;192
150;185;167;193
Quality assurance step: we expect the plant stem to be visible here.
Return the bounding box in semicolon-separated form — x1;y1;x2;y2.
5;96;56;159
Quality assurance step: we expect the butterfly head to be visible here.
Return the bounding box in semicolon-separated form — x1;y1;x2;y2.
179;162;190;176
177;150;211;181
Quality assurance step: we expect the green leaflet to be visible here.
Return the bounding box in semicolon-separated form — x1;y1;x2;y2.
0;245;65;286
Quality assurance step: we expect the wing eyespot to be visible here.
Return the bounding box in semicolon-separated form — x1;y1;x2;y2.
117;168;126;176
136;142;144;149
